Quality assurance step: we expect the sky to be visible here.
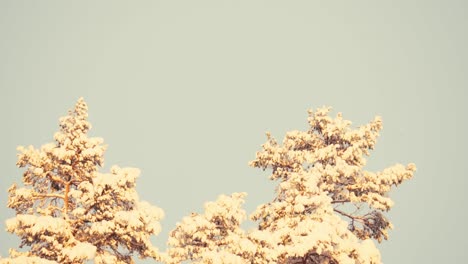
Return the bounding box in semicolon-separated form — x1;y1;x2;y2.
1;1;467;263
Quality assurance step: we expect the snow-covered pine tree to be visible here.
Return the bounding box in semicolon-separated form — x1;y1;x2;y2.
2;98;164;264
165;107;416;264
2;101;415;264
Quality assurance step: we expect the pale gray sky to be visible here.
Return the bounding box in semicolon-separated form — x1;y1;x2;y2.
1;1;467;263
